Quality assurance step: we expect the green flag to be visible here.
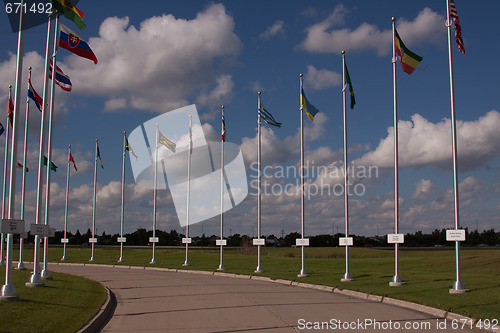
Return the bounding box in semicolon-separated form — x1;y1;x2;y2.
43;156;58;172
345;63;356;109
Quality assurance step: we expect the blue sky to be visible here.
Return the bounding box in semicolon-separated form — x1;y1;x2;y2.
0;1;499;238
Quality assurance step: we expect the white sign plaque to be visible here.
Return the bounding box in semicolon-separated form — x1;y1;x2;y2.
30;224;49;237
149;237;159;243
1;219;25;234
117;237;127;243
60;238;69;244
216;239;227;246
387;234;405;244
339;237;354;246
89;238;98;243
296;238;309;246
446;229;466;242
182;237;192;244
253;238;265;246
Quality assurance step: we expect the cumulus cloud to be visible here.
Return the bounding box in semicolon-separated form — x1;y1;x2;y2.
259;20;285;40
56;3;242;113
304;65;341;90
353;111;500;172
298;7;444;56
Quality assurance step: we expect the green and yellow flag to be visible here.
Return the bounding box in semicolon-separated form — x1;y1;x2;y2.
158;130;176;153
52;0;86;30
394;28;422;75
345;63;355;109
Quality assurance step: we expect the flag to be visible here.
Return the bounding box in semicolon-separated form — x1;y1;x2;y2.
7;94;13;128
450;0;465;54
49;60;72;92
158;130;176;153
16;162;29;172
43;156;58;172
0;123;4;136
300;87;319;122
69;152;77;171
28;80;43;112
221;114;226;142
51;0;86;30
188;125;193;155
344;63;356;109
125;137;138;159
259;103;282;128
59;23;98;64
394;28;423;75
97;144;103;168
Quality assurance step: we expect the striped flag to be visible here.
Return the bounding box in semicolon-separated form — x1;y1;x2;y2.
395;28;423;75
259;103;282;129
28;80;43;112
52;0;86;30
450;0;465;54
49;60;72;92
125;137;138;159
70;152;77;171
17;161;29;172
7;94;13;128
221;113;226;142
158;130;176;153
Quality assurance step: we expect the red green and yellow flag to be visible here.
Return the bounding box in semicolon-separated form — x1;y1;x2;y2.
394;28;422;75
52;0;86;30
158;130;176;153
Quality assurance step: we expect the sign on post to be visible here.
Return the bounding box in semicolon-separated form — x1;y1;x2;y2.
339;237;353;246
1;219;25;234
117;237;127;243
149;237;159;243
253;238;265;246
216;239;227;246
89;238;98;243
30;224;49;237
60;238;69;244
296;238;309;246
182;237;192;244
387;234;405;244
446;229;466;242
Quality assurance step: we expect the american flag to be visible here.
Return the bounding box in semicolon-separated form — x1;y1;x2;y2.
221;114;226;142
450;0;465;54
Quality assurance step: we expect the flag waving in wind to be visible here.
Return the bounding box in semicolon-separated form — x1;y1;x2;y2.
259;104;282;129
49;60;72;92
59;23;98;64
221;113;226;142
158;130;176;153
300;87;319;122
97;144;103;168
0;123;4;136
344;63;356;109
28;80;43;112
394;28;423;75
51;0;86;30
7;93;13;128
125;137;138;159
43;156;57;172
70;152;77;171
449;0;465;54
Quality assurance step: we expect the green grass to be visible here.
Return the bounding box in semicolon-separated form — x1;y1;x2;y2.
10;246;500;323
0;266;107;333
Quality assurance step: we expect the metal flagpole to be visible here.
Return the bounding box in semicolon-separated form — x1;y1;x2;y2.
27;12;53;288
0;87;12;268
298;74;308;277
90;139;98;261
218;106;225;271
1;0;25;300
118;132;126;262
41;13;60;279
446;0;467;294
151;125;158;264
255;92;263;273
183;115;192;266
341;51;353;282
17;67;32;271
390;17;404;287
61;145;71;261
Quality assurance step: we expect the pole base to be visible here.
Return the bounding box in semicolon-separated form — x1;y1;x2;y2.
26;273;44;288
0;259;5;266
89;257;95;262
297;269;308;277
41;269;52;280
217;264;225;271
1;284;18;300
150;259;156;264
449;281;468;294
182;261;190;266
16;262;26;270
341;273;354;282
254;266;263;273
61;256;67;261
389;275;405;287
117;258;124;263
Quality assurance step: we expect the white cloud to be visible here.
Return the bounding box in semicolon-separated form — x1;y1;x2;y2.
298;7;444;56
57;3;242;113
259;20;285;40
304;65;341;90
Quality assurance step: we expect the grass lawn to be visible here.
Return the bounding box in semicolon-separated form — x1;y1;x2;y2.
0;265;107;333
8;245;500;324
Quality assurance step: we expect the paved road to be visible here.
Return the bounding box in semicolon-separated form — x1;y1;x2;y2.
50;264;475;333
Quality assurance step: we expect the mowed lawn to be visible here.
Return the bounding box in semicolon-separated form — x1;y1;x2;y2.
7;245;500;324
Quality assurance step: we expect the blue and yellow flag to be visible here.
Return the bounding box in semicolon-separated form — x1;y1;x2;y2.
97;144;103;168
300;87;319;122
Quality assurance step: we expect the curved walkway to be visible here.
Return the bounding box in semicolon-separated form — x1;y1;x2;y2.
50;264;476;333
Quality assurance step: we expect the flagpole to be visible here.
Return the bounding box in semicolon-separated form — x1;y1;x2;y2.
341;51;353;282
151;125;158;264
119;132;126;262
183;115;192;266
61;145;71;261
1;0;25;300
446;0;467;294
218;106;225;271
0;86;12;268
390;17;404;287
255;92;263;273
27;12;54;288
41;13;60;280
17;68;32;271
90;139;98;262
298;74;308;278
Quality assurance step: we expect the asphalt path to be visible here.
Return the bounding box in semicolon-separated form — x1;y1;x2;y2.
49;264;476;333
